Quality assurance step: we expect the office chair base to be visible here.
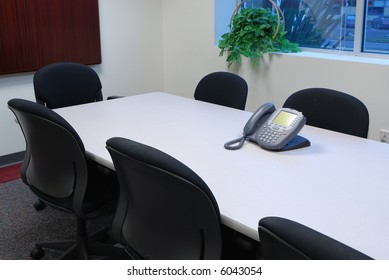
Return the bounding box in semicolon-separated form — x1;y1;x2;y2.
30;240;80;260
30;238;128;260
30;226;128;260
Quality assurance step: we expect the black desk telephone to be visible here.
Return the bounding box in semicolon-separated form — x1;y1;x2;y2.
224;103;310;151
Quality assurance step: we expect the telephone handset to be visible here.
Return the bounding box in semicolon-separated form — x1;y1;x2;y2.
224;103;310;151
243;102;276;137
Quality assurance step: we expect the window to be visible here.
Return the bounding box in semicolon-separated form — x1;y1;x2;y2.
215;0;389;56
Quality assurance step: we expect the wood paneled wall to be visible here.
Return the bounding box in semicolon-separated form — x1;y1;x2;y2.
0;0;101;75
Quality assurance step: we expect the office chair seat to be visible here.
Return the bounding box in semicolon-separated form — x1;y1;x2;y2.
106;137;222;259
8;98;123;259
194;71;248;110
258;216;373;260
283;88;369;138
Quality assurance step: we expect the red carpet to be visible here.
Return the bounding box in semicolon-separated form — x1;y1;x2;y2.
0;163;22;183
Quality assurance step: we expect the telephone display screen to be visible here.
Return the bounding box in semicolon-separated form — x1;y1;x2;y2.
272;110;297;127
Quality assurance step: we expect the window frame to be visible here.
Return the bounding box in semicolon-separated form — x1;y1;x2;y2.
216;0;389;61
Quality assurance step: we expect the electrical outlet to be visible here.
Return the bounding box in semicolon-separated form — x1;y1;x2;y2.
379;129;389;143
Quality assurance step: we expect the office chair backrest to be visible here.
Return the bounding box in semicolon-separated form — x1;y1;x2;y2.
33;62;103;109
106;137;222;259
283;88;369;138
258;216;373;260
7;98;88;213
194;71;248;110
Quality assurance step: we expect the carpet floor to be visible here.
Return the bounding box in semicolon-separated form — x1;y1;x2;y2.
0;179;107;260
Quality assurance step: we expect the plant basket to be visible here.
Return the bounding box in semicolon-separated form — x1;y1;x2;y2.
231;0;285;39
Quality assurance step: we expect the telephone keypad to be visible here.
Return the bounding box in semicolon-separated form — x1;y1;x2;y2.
258;126;283;143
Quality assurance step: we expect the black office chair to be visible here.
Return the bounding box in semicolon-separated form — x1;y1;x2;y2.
283;88;369;138
33;62;121;210
106;137;222;259
33;62;104;108
258;216;373;260
194;71;248;110
8;98;123;259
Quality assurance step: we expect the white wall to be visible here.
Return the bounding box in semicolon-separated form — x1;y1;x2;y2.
0;0;164;156
97;0;164;96
162;0;389;141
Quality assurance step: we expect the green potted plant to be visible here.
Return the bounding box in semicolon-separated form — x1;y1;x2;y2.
218;1;300;67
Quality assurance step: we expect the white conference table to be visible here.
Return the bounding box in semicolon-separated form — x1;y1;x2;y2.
55;92;389;259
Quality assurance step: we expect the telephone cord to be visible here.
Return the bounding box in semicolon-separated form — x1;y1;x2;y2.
224;136;247;150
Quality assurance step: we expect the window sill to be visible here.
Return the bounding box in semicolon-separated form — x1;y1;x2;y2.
285;50;389;66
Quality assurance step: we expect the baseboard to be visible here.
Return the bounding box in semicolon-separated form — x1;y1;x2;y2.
0;151;25;167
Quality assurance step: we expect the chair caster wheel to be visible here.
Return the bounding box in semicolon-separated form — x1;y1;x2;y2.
34;200;46;211
30;246;45;260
